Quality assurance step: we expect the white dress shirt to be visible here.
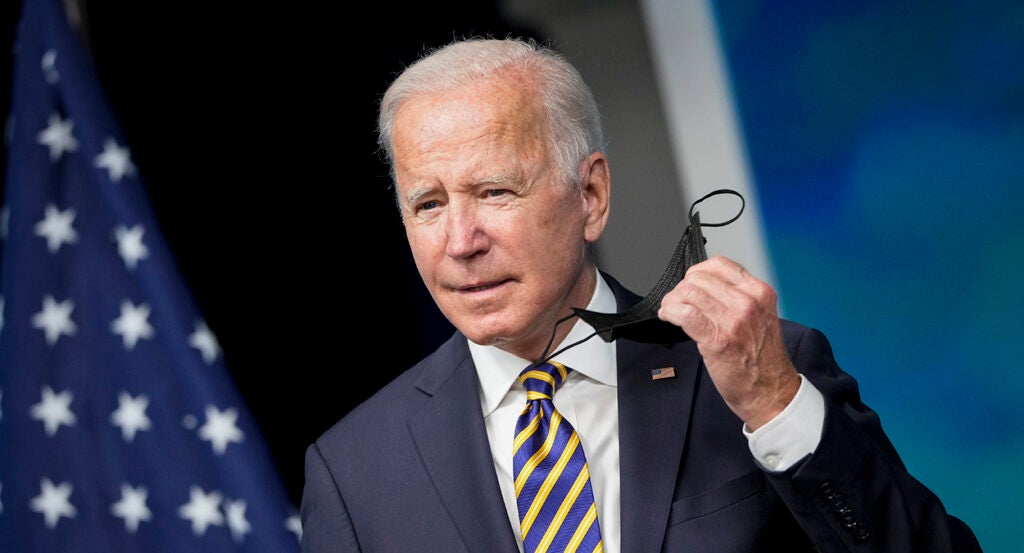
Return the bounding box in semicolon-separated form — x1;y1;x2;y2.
470;269;824;553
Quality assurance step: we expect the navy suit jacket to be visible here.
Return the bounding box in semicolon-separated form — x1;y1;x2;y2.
301;273;981;552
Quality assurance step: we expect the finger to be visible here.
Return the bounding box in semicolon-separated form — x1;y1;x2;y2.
686;256;777;315
663;271;779;352
678;264;756;322
660;264;744;345
657;294;718;344
688;255;755;290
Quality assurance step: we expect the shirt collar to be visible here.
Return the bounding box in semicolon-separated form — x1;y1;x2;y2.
471;268;618;416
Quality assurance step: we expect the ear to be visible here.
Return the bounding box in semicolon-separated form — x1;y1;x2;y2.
579;151;611;243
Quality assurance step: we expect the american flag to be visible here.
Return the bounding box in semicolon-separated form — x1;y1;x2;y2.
650;367;675;380
0;0;301;551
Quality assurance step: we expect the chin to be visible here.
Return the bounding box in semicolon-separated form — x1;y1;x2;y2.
461;322;523;349
452;311;515;341
463;329;511;348
464;320;546;359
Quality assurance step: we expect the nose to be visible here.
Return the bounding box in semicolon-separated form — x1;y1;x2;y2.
444;202;489;259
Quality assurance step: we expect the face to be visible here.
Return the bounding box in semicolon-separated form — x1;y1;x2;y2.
390;73;610;360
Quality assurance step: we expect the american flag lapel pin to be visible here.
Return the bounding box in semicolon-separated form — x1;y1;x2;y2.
651;366;676;380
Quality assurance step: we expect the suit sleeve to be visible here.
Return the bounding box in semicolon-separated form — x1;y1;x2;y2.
765;326;983;553
300;442;362;553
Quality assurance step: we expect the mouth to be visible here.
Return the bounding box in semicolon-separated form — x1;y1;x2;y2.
458;279;511;293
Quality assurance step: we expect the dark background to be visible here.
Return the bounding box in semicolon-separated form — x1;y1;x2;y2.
1;1;542;504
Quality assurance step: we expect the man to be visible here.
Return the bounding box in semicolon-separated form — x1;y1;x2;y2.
300;37;981;552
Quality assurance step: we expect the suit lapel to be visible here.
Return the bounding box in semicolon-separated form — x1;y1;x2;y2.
601;272;703;553
407;341;519;552
616;338;701;553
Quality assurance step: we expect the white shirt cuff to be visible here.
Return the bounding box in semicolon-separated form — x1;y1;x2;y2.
742;374;825;472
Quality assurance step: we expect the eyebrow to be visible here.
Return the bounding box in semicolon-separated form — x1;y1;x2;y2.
477;172;519;187
403;172;523;205
403;186;431;206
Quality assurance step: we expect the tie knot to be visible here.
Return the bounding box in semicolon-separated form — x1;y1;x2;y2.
519;361;571;399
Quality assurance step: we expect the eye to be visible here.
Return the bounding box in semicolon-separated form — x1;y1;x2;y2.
484;188;511;199
416;199;440;212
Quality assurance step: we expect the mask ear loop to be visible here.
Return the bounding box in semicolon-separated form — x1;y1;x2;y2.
533;314;598;367
690;188;745;227
531;188;746;367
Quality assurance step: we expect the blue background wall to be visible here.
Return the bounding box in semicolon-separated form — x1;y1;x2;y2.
713;2;1023;550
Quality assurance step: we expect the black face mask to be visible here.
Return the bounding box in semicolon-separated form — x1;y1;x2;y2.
533;188;745;366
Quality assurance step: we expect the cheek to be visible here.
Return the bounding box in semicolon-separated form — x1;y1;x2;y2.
405;226;442;272
529;198;585;247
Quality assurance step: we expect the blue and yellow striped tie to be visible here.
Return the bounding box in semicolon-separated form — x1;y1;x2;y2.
513;361;603;553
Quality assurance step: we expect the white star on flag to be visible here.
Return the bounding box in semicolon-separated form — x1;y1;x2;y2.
189;320;221;365
198;405;244;455
30;478;76;529
178;486;224;536
40;49;58;84
34;203;78;253
109;392;151;442
110;484;152;533
30;385;76;436
31;294;77;345
225;498;252;542
94;137;135;182
285;513;303;541
113;224;149;270
111;300;154;349
36;112;78;161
